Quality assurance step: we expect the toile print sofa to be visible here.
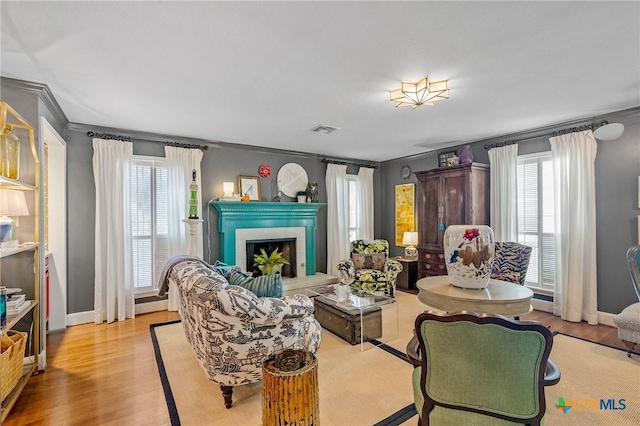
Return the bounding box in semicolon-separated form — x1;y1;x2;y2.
158;255;322;408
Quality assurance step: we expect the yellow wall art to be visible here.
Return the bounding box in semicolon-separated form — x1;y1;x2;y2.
395;183;415;246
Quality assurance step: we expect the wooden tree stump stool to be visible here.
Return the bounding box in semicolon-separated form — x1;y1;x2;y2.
262;349;319;426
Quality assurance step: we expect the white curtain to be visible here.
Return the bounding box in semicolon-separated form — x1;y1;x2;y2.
488;144;519;241
165;146;203;311
550;130;598;324
92;138;134;324
357;166;375;240
326;164;350;275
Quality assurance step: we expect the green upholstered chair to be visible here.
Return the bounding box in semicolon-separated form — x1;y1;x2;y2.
406;311;560;425
491;242;533;286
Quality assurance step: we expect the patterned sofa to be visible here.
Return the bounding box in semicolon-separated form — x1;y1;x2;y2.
336;239;403;296
158;256;322;408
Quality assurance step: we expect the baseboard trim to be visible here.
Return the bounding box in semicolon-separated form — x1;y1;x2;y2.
532;300;618;327
66;301;170;326
597;311;616;328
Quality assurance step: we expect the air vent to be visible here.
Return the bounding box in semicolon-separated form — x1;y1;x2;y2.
310;125;340;134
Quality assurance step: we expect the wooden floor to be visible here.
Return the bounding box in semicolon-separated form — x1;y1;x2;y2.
3;308;624;426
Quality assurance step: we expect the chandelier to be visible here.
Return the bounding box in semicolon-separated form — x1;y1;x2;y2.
389;77;449;109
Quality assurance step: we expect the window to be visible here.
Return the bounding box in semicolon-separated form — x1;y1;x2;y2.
347;175;361;242
131;157;168;296
517;152;556;292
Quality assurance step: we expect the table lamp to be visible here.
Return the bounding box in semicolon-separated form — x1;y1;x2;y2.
0;189;29;248
402;231;418;258
222;181;234;198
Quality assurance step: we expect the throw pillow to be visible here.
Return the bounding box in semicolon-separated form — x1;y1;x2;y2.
228;270;283;298
212;260;240;279
352;253;386;271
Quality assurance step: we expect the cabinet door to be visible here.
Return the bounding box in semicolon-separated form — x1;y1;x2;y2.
418;175;441;250
441;170;468;228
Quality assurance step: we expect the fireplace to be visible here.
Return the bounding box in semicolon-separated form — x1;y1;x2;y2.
246;238;297;278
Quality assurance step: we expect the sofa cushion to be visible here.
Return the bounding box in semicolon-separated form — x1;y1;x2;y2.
229;269;283;298
352;253;386;271
212;260;240;279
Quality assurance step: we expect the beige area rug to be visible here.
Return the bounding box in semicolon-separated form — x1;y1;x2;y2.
152;292;640;425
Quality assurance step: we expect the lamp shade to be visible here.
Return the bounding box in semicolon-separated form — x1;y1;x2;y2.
0;189;29;216
222;181;234;197
402;231;418;246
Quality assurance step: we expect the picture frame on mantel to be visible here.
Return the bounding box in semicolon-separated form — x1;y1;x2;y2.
238;175;261;201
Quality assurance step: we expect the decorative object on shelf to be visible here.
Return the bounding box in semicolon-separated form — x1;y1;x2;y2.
296;191;307;203
218;181;241;202
0;189;29;248
188;170;199;219
0;286;6;328
307;182;319;202
444;225;495;289
0;330;27;401
277;163;308;198
438;151;458;167
259;164;272;178
238;175;261;201
389;77;449;109
593;122;625;141
400;164;412;179
395;183;415;245
0;124;21;180
253;247;290;275
458;145;474;164
402;231;418;259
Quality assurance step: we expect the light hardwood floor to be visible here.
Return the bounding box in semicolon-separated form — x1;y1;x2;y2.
3;307;623;425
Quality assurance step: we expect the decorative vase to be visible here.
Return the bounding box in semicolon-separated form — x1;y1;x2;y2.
459;145;473;164
0;124;20;180
443;225;494;289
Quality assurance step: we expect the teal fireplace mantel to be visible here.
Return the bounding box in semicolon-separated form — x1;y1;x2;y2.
210;201;326;276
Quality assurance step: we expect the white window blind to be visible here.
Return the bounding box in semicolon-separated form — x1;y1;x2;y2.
131;157;168;296
517;153;556;291
347;175;361;242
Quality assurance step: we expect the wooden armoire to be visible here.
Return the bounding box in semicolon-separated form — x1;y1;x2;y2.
415;163;490;279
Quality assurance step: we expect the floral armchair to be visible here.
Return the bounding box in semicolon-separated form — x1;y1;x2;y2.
336;239;403;297
158;256;322;409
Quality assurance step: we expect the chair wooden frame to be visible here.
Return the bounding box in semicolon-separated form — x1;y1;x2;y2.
406;311;560;425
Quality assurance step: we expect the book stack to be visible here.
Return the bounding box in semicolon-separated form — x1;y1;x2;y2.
7;294;27;315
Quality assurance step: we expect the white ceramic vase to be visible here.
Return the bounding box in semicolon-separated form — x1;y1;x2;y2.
443;225;495;289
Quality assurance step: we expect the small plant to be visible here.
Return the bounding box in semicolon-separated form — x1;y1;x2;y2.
253;248;290;275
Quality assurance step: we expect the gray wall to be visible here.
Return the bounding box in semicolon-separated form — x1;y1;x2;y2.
64;124;381;313
379;108;640;314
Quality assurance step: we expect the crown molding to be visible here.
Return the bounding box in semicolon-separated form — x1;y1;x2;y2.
0;77;69;129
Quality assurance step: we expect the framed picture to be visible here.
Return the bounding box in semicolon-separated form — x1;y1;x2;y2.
438;151;458;167
395;183;415;246
238;175;261;201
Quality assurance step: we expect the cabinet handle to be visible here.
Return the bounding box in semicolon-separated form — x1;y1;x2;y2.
438;254;444;259
425;253;431;259
425;264;431;270
439;265;445;270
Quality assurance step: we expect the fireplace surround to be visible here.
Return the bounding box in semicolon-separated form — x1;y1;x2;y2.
210;201;325;276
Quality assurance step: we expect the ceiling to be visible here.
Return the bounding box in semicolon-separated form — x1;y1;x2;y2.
1;1;639;162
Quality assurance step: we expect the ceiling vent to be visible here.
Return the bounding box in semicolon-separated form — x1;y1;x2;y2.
310;124;340;134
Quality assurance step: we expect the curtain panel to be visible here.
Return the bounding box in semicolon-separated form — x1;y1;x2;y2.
550;130;598;324
326;164;350;276
165;146;203;311
357;167;375;240
488;144;519;242
92;138;134;324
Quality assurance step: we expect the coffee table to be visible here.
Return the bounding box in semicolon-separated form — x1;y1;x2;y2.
306;284;398;351
416;276;534;317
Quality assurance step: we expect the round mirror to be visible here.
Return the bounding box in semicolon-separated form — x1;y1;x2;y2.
277;163;308;197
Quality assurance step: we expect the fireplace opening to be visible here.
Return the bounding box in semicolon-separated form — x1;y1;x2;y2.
246;238;297;278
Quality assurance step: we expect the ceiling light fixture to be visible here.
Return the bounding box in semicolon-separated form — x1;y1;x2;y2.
389;77;449;109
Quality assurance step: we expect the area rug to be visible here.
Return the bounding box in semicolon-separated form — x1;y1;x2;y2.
151;292;640;425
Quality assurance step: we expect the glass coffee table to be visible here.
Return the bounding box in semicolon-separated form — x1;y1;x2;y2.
306;283;398;351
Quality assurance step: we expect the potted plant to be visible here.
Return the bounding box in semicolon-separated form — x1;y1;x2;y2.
253;248;290;275
296;190;307;203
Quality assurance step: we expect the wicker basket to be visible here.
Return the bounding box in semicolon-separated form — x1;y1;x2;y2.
0;330;27;401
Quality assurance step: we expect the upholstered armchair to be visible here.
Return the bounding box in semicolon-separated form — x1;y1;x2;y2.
406;311;560;425
158;256;322;408
613;245;640;356
336;239;403;296
491;241;533;286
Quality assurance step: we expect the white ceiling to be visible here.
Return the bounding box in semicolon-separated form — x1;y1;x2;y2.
1;1;639;162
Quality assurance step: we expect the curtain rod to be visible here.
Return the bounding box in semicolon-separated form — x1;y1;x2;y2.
87;131;209;150
484;121;608;150
322;158;378;169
